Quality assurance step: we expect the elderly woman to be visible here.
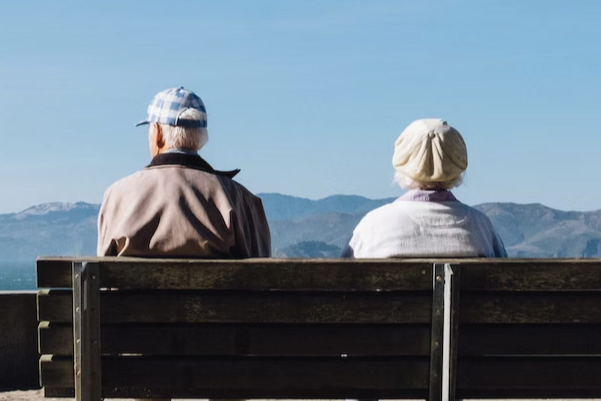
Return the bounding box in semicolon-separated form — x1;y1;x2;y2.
343;118;506;258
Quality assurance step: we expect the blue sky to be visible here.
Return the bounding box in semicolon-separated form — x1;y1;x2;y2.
1;0;600;213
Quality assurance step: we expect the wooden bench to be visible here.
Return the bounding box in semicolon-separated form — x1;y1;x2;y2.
36;257;601;401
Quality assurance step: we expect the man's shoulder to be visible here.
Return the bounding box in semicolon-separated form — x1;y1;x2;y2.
103;169;151;196
216;175;263;203
106;165;215;191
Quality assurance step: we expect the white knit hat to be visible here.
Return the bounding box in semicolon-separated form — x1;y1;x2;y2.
392;119;468;183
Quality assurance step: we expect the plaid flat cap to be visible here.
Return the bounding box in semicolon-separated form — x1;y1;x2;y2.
135;87;207;128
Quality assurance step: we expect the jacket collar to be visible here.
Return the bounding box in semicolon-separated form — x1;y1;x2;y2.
147;152;240;179
398;189;458;202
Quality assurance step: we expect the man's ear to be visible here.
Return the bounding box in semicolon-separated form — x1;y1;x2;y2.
153;123;165;149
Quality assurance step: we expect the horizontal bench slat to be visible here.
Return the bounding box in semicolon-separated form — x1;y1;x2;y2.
459;324;601;355
40;323;601;357
461;261;601;291
41;355;430;398
44;388;74;398
457;356;601;392
47;386;601;400
38;289;601;324
38;257;601;291
40;355;601;398
460;292;601;323
37;290;432;323
39;323;431;356
37;258;432;290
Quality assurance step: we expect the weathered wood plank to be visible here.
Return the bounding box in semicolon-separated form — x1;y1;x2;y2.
39;355;70;389
37;290;72;323
429;264;460;401
38;289;601;324
459;324;601;355
37;257;433;290
72;262;101;401
37;259;72;289
456;388;601;399
38;290;432;324
39;323;431;356
41;323;601;357
36;257;601;400
429;264;445;401
41;355;601;398
457;357;601;392
41;356;430;398
447;265;460;401
44;386;426;399
44;387;74;398
39;322;73;356
39;257;601;291
461;260;601;291
460;292;601;323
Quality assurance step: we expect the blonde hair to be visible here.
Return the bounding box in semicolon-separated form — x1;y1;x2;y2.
159;108;208;151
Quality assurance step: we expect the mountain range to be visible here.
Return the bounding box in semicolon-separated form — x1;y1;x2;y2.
1;194;600;265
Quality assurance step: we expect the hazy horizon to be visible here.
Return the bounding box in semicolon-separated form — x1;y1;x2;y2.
5;192;601;216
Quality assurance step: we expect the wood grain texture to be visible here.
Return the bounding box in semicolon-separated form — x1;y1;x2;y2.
38;257;601;291
447;265;460;401
460;291;601;323
41;322;601;357
457;356;601;390
40;355;430;399
460;260;601;291
39;322;73;355
458;324;601;355
39;323;431;356
429;264;445;401
36;257;601;399
40;355;601;398
37;290;432;324
37;289;71;323
38;289;601;325
72;262;101;401
44;387;74;398
37;259;72;288
37;257;433;290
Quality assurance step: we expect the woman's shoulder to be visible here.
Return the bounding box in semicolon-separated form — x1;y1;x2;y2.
356;199;415;227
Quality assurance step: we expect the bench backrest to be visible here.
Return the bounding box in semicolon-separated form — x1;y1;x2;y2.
37;257;601;400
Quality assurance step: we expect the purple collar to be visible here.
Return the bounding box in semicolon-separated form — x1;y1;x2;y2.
398;189;458;202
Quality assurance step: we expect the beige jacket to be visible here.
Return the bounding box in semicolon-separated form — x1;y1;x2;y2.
97;153;271;258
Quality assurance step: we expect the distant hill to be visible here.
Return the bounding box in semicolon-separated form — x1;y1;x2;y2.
0;202;98;262
257;193;396;221
2;194;601;265
474;202;601;257
275;241;342;258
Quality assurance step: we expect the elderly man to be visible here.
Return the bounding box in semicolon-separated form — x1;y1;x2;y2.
97;87;271;258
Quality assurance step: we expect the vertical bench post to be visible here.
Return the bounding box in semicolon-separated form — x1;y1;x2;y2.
429;263;460;401
72;262;101;401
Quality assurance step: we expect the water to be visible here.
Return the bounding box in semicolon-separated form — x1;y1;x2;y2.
0;262;37;290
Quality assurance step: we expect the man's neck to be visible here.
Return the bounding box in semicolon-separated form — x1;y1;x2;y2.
161;148;198;156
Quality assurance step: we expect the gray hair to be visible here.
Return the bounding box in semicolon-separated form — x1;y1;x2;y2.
393;170;464;190
158;108;208;151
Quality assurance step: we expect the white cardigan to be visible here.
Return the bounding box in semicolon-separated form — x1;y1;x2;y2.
343;191;506;258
